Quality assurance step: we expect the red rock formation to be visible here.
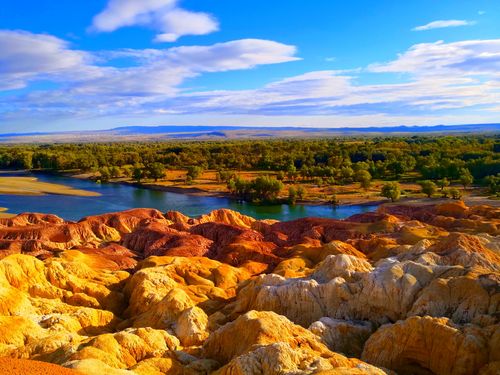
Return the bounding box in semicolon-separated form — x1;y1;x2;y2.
190;222;281;267
122;221;213;258
0;201;498;374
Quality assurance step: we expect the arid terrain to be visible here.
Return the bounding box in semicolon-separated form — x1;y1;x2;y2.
0;200;498;374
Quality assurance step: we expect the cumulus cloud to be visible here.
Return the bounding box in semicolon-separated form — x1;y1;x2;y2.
0;30;95;90
412;20;476;31
1;33;500;130
77;39;299;97
0;32;300;121
91;0;218;42
128;39;500;118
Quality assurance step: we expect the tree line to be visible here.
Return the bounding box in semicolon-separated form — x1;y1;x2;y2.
0;136;498;197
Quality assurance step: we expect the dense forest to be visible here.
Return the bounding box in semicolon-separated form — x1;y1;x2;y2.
0;136;499;197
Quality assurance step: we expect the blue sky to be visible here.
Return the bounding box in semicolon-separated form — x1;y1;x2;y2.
1;0;499;132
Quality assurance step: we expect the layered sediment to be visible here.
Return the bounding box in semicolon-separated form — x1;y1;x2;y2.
0;202;498;374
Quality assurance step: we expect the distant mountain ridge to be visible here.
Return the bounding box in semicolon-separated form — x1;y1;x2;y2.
110;123;500;134
1;123;499;142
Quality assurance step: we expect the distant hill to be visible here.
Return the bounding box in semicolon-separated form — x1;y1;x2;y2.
1;123;499;143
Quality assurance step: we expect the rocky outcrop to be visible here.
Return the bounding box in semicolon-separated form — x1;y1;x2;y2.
309;318;373;358
0;201;498;374
204;311;386;375
227;251;497;327
362;316;498;375
123;256;252;330
380;200;500;235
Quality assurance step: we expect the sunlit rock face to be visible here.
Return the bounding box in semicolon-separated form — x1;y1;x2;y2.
0;201;498;374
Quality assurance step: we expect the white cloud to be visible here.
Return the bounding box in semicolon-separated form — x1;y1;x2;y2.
0;30;95;90
91;0;218;42
412;20;476;31
1;34;500;131
78;39;299;97
0;32;300;121
153;8;219;42
161;39;300;72
368;39;500;76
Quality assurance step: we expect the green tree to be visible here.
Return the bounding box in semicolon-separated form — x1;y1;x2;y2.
132;165;144;183
186;166;203;181
355;170;372;191
329;194;339;207
252;176;283;202
296;185;306;200
387;161;405;179
217;170;235;183
286;164;297;181
99;166;111;182
20;152;33;170
485;174;500;195
459;168;473;190
340;166;354;183
288;186;297;205
381;182;401;202
148;162;166;182
121;165;133;178
438;177;450;191
419;180;437;198
110;166;122;178
449;188;462;200
276;171;285;181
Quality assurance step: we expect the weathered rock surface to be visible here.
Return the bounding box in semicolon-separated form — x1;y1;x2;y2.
0;201;498;374
204;311;387;375
362;316;498;375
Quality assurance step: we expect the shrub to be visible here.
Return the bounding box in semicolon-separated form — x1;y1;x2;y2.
381;182;401;202
449;188;462;200
419;180;437;198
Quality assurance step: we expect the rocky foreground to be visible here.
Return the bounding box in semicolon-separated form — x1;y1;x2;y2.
0;201;498;375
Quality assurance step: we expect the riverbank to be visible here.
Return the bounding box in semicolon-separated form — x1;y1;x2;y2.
70;169;498;208
0;176;101;197
0;171;379;221
0;207;14;218
2;170;495;222
70;170;393;207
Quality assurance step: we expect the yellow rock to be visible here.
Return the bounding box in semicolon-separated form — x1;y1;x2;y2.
174;306;209;347
205;311;387;375
362;316;495;375
124;256;251;329
203;310;333;363
63;328;179;370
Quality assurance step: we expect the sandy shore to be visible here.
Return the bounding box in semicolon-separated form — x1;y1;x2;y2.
0;176;101;197
0;207;14;218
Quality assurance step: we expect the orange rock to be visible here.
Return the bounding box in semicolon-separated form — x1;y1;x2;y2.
0;203;498;374
0;358;77;375
362;316;496;375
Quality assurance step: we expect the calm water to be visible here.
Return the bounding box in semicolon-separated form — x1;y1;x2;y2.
0;172;376;221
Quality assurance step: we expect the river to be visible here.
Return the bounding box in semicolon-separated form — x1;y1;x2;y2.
0;172;377;221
